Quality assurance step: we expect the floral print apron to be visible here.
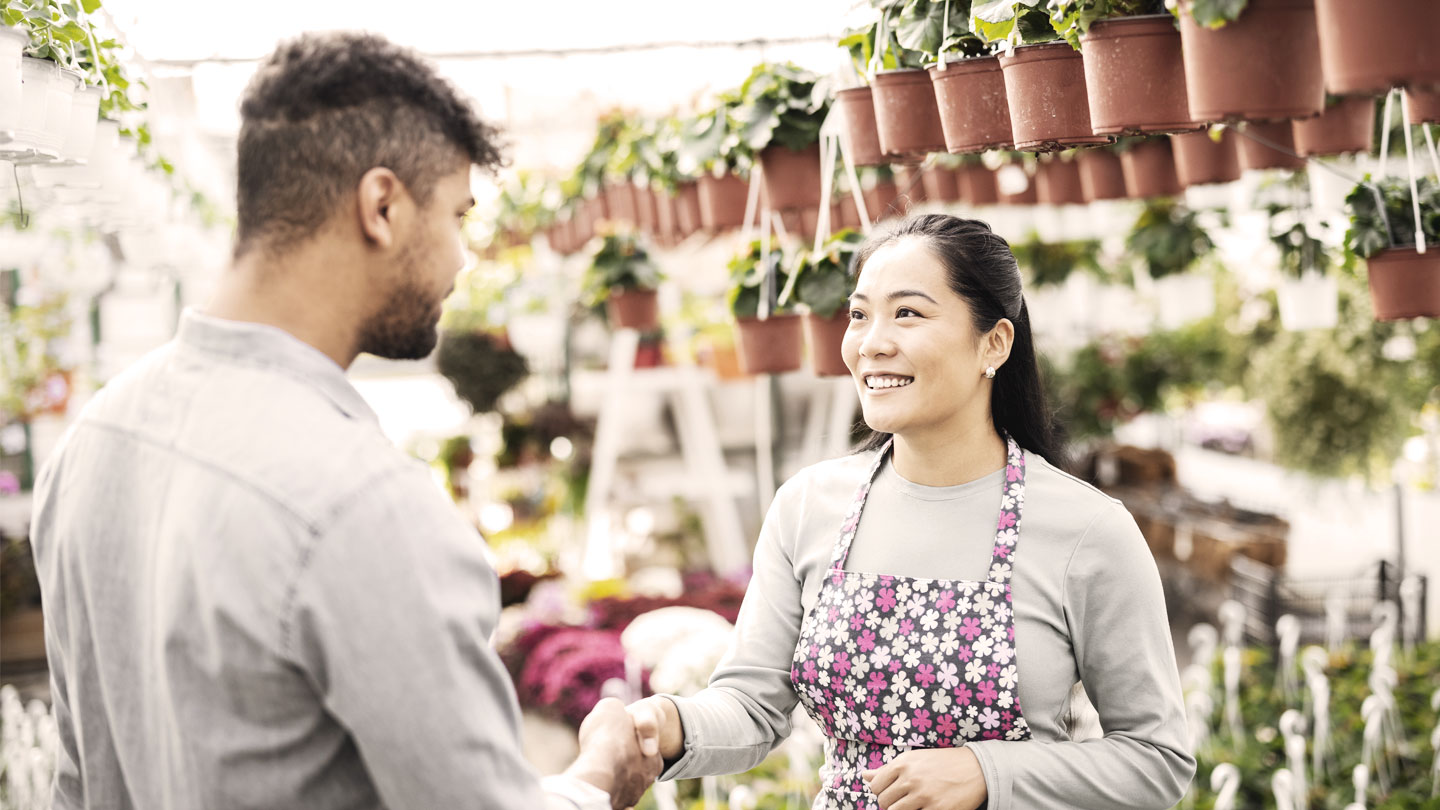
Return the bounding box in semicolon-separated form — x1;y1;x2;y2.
790;435;1032;809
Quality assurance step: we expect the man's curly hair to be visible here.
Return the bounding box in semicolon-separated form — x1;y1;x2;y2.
235;31;504;255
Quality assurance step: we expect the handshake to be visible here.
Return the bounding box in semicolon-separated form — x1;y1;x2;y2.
564;696;683;810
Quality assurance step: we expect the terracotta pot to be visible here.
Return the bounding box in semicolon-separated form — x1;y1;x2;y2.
1178;0;1325;122
676;182;703;236
760;143;823;211
1171;129;1242;186
871;68;947;159
585;195;609;226
1314;0;1440;95
837;195;863;230
922;166;961;203
1120;140;1184;198
604;182;639;225
1037;158;1086;205
653;188;679;244
1237;120;1308;170
635;183;658;234
1077;148;1128;200
997;166;1038;205
929;56;1014;154
895;165;927;204
1406;87;1440;125
999;43;1111;152
804;311;852;377
735;314;804;374
1082;15;1202;135
799;206;822;242
836;86;887;166
864;180;905;222
1292;96;1376;156
957;164;999;205
698;173;750;231
607;288;660;332
1365;248;1440;320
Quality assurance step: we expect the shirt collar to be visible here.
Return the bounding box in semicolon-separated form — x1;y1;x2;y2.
175;309;380;425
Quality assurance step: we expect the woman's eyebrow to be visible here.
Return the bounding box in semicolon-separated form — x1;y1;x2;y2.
849;290;940;305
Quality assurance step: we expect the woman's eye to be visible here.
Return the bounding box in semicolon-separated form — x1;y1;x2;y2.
849;309;866;321
897;307;919;318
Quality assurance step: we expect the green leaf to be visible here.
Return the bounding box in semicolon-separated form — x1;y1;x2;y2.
972;0;1020;23
973;15;1016;43
1188;0;1249;27
80;0;101;13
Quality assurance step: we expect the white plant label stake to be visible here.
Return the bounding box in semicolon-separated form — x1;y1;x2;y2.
1302;646;1331;787
1325;591;1347;653
1346;762;1369;810
1361;695;1392;795
1280;709;1309;809
1276;615;1301;705
1272;768;1297;810
1210;763;1241;810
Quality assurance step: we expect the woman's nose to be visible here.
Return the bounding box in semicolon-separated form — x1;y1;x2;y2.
858;320;895;358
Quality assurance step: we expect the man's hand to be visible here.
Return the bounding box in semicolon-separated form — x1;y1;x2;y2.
625;697;684;761
862;746;987;810
566;698;662;810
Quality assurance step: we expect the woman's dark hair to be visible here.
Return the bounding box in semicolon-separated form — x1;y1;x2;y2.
850;213;1067;470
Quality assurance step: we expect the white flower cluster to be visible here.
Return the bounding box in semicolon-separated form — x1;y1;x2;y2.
1;684;57;810
620;607;736;698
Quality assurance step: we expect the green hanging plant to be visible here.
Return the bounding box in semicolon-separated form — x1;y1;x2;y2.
727;241;793;320
1126;199;1215;281
733;62;830;153
581;232;662;308
785;229;865;318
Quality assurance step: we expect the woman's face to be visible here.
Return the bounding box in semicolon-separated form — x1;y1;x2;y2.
842;236;1009;440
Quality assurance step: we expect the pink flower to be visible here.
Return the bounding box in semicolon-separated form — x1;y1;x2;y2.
955;684;973;705
913;709;933;732
979;707;1001;730
977;680;999;705
957;646;974;662
936;590;956;612
868;672;887;692
959;617;982;640
877;587;897;612
936;715;957;739
987;662;1001;679
997;511;1016;530
828;606;840;623
915;664;936;687
899;618;914;636
993;544;1011;559
835;652;852;677
803;660;818;682
1007;465;1022;482
850;613;865;631
868;750;885;771
859;630;877;652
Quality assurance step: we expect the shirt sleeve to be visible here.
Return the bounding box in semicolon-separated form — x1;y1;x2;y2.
283;462;563;809
965;503;1196;810
659;478;807;780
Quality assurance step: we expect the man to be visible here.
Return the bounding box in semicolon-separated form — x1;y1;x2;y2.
31;31;660;809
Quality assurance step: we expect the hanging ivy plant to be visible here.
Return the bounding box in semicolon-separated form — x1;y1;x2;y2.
1126;199;1215;281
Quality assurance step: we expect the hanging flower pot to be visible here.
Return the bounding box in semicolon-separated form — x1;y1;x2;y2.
1405;87;1440;125
676;182;703;237
0;27;25;139
895;165;927;205
697;173;749;232
1081;15;1201;135
1036;157;1085;205
1313;0;1440;95
921;166;961;203
1077;148;1128;200
1178;0;1326;122
871;68;947;159
7;57;56;159
585;195;609;227
606;288;660;332
735;315;804;374
1292;96;1376;157
996;161;1037;205
759;143;823;211
1277;271;1339;330
1364;249;1440;320
837;195;863;230
1154;273;1216;329
653;188;679;245
60;84;102;164
864;179;904;222
1171;129;1242;186
999;43;1111;152
604;182;639;226
1120;139;1183;198
804;312;852;377
1237;120;1308;171
635;182;658;234
957;164;999;205
929;56;1014;154
836;86;886;166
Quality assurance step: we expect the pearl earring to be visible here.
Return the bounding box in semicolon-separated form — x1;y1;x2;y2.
984;366;996;379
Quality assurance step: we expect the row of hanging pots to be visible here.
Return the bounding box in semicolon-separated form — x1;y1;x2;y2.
733;311;853;377
1;47;105;165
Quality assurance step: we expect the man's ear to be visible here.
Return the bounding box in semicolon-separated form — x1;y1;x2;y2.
356;167;404;248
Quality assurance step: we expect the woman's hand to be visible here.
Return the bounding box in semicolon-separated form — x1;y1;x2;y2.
625;696;685;761
862;746;988;810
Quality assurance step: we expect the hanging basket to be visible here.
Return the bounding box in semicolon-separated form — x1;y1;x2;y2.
1178;0;1326;122
735;314;804;374
0;27;26;140
922;166;962;203
804;311;852;377
1405;87;1440;125
1365;248;1440;321
1291;96;1376;157
1277;271;1339;330
1077;148;1128;200
676;182;703;237
606;288;660;332
697;173;749;231
635;183;658;234
653;188;679;246
1171;129;1242;186
1120;140;1183;198
930;56;1014;154
60;84;102;164
872;69;948;159
1313;0;1440;95
1237;120;1308;171
759;143;823;211
1036;158;1086;205
604;182;640;226
957;164;999;205
1081;15;1202;135
836;86;887;166
999;43;1111;152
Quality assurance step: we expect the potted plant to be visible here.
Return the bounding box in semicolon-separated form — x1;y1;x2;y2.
995;151;1039;204
836;20;890;166
679;95;754;232
1291;94;1376;158
1235;120;1308;172
735;62;829;212
974;0;1111;151
921;154;964;202
2;0;93;163
863;1;949;159
436;330;529;415
954;152;1001;204
921;1;1015;155
1344;175;1440;320
728;241;803;374
1126;199;1217;326
1075;144;1128;200
1047;0;1204;136
1116;136;1182;198
784;229;864;376
1175;0;1325;123
1012;231;1104;288
1313;0;1440;96
582;231;664;332
1170;125;1242;187
1036;150;1086;204
1267;207;1339;330
1404;87;1440;125
860;165;906;222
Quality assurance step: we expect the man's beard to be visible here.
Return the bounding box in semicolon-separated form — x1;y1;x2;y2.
356;259;443;361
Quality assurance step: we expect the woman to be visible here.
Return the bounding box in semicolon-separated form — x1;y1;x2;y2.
628;214;1195;809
